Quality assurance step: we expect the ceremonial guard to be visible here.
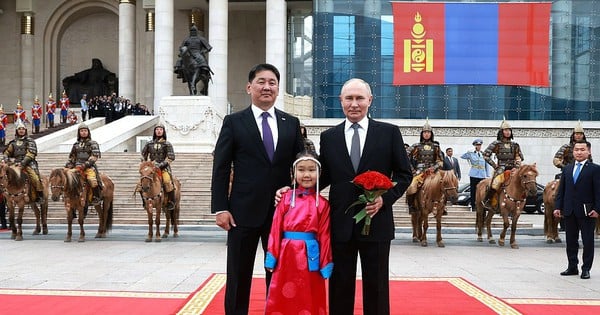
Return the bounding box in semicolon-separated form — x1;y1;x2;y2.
67;110;78;124
0;105;7;147
59;91;70;124
66;123;102;205
14;99;27;125
405;119;444;213
2;121;44;203
31;96;43;134
481;118;524;209
141;124;176;210
46;93;57;128
554;120;590;176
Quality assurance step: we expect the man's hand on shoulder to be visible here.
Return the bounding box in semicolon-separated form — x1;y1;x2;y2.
274;186;291;206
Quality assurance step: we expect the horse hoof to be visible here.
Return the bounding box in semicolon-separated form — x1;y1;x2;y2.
412;237;419;243
546;239;553;244
498;240;505;247
477;237;483;242
154;238;162;243
162;234;169;239
173;233;179;238
420;241;428;247
78;238;85;243
510;244;519;249
145;238;152;243
15;235;23;241
488;239;496;244
32;231;40;236
555;238;562;243
64;238;72;242
43;229;48;235
437;242;445;248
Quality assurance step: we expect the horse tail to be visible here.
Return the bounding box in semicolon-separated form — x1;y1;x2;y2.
106;201;113;231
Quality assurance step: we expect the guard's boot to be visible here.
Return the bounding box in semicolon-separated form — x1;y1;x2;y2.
166;190;176;211
481;188;496;210
407;194;417;214
35;125;40;134
92;186;102;206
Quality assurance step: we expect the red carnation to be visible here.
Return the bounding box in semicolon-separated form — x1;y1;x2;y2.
346;171;396;235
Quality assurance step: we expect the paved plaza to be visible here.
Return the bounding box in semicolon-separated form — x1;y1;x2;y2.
1;214;599;302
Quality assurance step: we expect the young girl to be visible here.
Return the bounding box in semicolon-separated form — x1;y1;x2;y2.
265;151;333;314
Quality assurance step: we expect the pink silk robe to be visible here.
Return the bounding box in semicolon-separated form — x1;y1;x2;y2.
265;189;333;314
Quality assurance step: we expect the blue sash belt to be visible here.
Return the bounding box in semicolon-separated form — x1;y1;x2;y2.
283;231;319;272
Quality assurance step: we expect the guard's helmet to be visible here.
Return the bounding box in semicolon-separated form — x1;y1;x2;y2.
573;120;584;134
77;122;91;140
499;118;511;130
16;98;22;109
422;118;432;132
15;120;27;136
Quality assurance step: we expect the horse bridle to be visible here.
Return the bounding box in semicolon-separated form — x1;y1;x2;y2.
140;171;162;202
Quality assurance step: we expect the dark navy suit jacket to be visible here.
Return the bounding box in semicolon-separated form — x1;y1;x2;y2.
555;160;600;217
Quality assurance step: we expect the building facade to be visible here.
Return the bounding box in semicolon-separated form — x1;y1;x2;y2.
0;0;599;184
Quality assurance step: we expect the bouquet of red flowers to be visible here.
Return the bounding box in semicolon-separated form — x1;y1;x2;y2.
346;171;395;235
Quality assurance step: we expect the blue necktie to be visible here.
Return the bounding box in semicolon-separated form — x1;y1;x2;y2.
261;112;274;161
573;162;582;183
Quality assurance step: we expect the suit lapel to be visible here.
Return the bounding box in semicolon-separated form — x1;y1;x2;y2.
241;107;270;161
273;109;290;162
359;120;379;172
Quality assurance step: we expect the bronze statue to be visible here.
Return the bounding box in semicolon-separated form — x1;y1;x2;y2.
62;58;118;104
174;24;213;96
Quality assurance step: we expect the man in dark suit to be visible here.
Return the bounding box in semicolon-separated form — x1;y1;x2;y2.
211;63;304;314
443;147;461;181
554;140;600;280
319;78;413;314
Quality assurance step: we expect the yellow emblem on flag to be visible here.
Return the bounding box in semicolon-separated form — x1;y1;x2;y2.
403;12;433;73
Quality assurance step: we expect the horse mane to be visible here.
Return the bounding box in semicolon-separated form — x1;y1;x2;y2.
5;165;28;188
64;169;83;198
422;171;443;192
518;163;539;176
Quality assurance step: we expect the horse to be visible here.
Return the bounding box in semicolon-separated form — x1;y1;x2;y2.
0;163;48;241
410;170;459;247
138;161;181;242
544;178;600;240
475;164;539;249
48;168;114;242
543;179;562;243
178;46;213;96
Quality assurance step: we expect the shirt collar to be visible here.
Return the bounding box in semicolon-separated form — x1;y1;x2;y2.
576;159;588;165
345;116;369;132
251;104;276;120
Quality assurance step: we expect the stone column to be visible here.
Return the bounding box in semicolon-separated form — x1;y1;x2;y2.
20;13;35;108
119;0;136;102
208;0;228;116
143;8;155;109
266;0;287;109
153;0;174;114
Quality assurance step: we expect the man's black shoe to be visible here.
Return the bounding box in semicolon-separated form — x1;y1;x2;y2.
560;268;578;276
581;270;590;279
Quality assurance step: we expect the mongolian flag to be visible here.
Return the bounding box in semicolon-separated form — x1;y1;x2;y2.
392;2;551;87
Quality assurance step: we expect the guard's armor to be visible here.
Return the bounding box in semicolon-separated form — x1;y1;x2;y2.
142;139;175;172
3;135;44;192
483;140;523;176
408;141;443;174
69;139;101;167
553;143;573;169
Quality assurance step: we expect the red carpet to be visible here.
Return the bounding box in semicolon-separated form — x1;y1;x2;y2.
3;275;599;315
179;274;514;314
0;289;187;315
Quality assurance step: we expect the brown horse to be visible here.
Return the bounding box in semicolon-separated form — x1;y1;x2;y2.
543;179;562;243
544;178;600;240
0;163;48;241
476;164;539;249
138;161;181;242
410;170;459;247
48;168;114;242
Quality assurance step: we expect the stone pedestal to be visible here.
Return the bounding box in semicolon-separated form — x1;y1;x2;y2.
158;96;224;153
